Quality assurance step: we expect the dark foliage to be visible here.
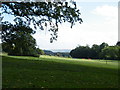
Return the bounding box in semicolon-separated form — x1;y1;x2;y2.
1;1;83;42
116;41;120;46
1;22;41;57
70;45;91;59
70;43;120;60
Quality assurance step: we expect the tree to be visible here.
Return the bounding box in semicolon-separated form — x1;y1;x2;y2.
116;41;120;46
90;43;109;59
2;21;39;57
100;46;120;60
91;44;100;59
1;1;83;56
1;1;83;42
70;45;91;59
70;43;110;59
99;42;109;51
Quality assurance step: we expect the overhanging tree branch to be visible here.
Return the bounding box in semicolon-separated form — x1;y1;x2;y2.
1;1;83;42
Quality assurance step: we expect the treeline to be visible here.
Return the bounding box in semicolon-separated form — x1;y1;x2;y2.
70;42;120;60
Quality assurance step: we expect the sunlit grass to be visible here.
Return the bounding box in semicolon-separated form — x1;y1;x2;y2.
2;55;119;88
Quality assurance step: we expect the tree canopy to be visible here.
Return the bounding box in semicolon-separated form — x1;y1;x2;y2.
1;0;83;56
2;21;39;56
1;0;83;42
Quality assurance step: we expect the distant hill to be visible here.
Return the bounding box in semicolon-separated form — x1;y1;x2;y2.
43;50;55;56
51;49;71;53
43;49;71;58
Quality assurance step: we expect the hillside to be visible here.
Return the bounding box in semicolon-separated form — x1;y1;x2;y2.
2;55;119;88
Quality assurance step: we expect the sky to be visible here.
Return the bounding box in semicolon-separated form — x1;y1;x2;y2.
32;1;118;50
2;0;119;50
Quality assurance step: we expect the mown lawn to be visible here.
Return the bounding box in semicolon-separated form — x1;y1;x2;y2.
1;55;119;88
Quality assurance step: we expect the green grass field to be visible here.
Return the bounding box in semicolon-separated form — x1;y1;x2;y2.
1;55;119;88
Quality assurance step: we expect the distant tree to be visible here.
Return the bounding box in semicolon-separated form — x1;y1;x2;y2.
70;45;91;59
100;46;120;60
91;44;100;59
70;43;110;59
115;42;120;59
99;42;109;51
90;43;109;59
116;41;120;46
70;43;120;60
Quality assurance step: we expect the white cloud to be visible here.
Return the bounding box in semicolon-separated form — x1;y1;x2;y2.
33;5;118;50
89;5;118;45
92;5;118;18
57;5;118;47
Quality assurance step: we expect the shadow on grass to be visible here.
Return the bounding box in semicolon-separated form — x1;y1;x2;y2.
2;56;119;88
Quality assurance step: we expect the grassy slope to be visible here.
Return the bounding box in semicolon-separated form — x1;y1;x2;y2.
2;55;119;88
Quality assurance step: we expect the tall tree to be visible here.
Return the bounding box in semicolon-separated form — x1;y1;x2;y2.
2;21;39;56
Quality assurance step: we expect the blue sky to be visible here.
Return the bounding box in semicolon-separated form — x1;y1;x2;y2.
33;1;118;50
2;1;119;50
